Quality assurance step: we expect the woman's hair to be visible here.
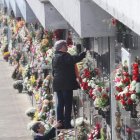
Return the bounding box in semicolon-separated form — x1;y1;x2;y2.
54;40;67;51
31;122;41;133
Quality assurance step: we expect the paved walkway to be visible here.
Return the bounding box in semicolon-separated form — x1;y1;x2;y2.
0;54;32;140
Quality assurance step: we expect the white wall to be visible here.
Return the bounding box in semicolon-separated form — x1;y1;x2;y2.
80;1;115;37
92;0;140;36
5;0;9;9
44;3;68;29
26;0;45;27
4;0;11;15
49;0;81;35
9;0;22;17
15;0;37;23
26;0;68;29
49;0;115;37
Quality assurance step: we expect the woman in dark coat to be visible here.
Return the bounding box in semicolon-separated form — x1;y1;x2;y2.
52;40;86;129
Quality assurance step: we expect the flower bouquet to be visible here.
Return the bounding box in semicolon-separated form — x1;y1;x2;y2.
114;59;140;114
77;51;110;112
45;49;54;69
25;107;36;119
29;75;36;87
88;123;101;140
71;117;90;140
13;80;23;93
3;51;10;61
40;31;53;53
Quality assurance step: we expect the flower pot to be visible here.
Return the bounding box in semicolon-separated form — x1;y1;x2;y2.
18;86;23;93
27;91;33;96
95;107;99;110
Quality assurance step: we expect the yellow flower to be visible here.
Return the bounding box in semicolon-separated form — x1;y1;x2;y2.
3;52;10;56
35;93;40;101
33;110;39;121
41;38;49;46
30;75;36;85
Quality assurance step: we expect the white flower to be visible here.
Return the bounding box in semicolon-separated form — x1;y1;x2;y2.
91;83;96;88
82;78;87;82
94;98;99;107
93;88;101;96
131;94;137;100
118;91;124;96
25;107;36;113
115;81;123;87
71;117;90;127
29;86;33;91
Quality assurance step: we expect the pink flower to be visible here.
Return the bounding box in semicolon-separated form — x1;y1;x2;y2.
115;77;121;83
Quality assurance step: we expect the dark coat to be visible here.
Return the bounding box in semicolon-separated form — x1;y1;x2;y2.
52;51;86;91
34;127;55;140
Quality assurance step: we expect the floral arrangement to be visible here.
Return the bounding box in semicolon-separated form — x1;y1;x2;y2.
77;51;110;109
30;75;54;122
3;51;10;61
71;117;90;140
114;58;140;113
13;80;23;93
25;107;36;119
88;123;101;140
29;75;36;87
45;48;54;69
40;31;53;53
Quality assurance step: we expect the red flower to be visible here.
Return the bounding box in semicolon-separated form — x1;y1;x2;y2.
89;89;93;98
83;69;91;78
122;77;130;84
81;82;89;90
102;93;108;99
115;95;120;100
125;92;131;97
123;72;129;76
121;100;126;106
127;98;133;105
132;75;138;81
115;86;123;92
132;70;139;75
133;63;138;69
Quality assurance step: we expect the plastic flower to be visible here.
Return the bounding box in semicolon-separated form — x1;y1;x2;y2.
67;45;77;55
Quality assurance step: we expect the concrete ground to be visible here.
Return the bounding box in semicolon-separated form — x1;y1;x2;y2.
0;55;32;140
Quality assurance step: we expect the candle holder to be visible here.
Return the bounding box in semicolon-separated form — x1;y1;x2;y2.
115;112;122;139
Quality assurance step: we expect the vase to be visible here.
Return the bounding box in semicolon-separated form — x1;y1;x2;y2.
130;104;137;118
